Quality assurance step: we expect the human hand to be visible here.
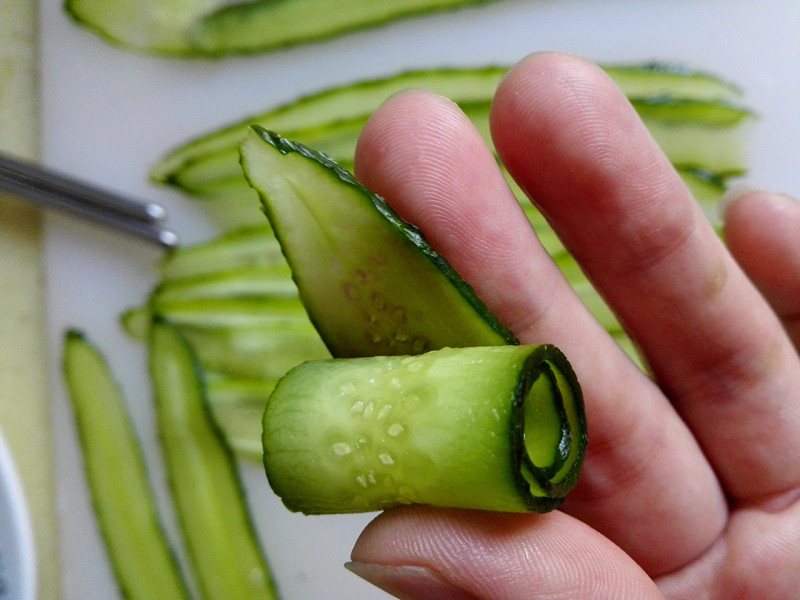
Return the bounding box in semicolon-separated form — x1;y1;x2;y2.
345;52;800;599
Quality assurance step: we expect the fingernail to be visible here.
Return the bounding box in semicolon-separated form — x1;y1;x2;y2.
345;561;480;600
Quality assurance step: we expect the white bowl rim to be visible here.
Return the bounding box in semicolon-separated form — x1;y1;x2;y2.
0;427;37;600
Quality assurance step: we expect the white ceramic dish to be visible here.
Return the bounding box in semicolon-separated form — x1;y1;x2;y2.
0;429;36;600
39;2;799;599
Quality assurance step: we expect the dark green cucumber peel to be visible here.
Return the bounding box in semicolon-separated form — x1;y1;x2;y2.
263;345;586;514
62;330;192;600
240;126;518;358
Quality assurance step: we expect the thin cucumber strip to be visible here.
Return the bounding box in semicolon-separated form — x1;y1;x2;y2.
64;0;223;55
642;119;750;175
62;330;191;600
189;116;746;205
121;305;151;340
149;319;279;600
630;96;753;126
122;297;329;379
168;148;242;194
123;315;329;380
153;265;297;303
179;321;330;380
159;224;281;281
603;62;743;102
65;0;502;56
241;126;518;357
151;67;509;185
263;344;586;514
159;96;748;202
149;296;311;329
152;64;750;197
192;0;502;55
171;117;365;196
207;376;277;461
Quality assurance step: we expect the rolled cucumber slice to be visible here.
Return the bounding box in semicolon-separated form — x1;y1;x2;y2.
240;126;518;357
263;344;586;514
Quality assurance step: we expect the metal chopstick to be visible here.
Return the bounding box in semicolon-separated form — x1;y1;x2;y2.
0;152;178;248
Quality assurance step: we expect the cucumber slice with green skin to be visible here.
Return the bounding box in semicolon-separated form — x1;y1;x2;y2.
192;0;502;56
151;67;510;185
263;344;586;514
158;98;748;203
154;265;297;303
149;295;310;329
631;96;753;126
603;62;744;103
153;64;750;202
65;0;503;57
207;376;277;461
149;319;279;600
123;306;328;379
62;330;192;600
241;126;518;357
159;225;282;282
179;321;330;380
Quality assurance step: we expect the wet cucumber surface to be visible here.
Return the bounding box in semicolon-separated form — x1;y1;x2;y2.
264;345;586;514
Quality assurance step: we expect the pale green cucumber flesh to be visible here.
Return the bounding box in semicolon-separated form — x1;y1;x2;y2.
241;126;518;358
62;330;191;600
149;319;279;600
263;345;586;514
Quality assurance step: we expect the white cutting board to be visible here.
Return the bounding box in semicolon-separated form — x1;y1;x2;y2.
39;2;800;599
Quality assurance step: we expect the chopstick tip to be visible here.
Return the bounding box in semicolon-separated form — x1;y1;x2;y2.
145;202;167;221
159;230;179;248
